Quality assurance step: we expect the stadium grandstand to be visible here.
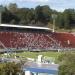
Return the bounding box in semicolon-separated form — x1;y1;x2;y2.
0;24;75;52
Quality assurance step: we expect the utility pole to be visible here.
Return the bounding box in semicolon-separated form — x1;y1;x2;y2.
52;14;57;32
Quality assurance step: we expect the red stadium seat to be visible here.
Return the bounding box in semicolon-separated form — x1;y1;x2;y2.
0;31;75;49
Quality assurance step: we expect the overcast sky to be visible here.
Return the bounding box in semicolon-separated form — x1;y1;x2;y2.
0;0;75;11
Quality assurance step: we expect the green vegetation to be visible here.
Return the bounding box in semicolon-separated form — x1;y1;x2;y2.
58;52;75;75
0;51;61;60
17;51;61;58
0;62;24;75
1;3;75;30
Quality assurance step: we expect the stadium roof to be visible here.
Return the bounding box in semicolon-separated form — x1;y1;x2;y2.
23;61;59;74
0;24;52;30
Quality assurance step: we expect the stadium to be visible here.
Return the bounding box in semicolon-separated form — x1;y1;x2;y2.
0;24;75;52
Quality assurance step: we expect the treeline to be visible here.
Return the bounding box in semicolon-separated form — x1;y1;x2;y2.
1;3;75;29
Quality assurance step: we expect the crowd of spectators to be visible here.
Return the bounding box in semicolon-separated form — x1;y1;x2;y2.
0;31;75;50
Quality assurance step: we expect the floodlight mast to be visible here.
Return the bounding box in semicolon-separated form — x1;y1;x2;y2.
52;14;57;32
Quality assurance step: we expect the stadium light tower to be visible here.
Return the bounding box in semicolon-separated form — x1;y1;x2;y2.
0;5;5;24
52;14;57;32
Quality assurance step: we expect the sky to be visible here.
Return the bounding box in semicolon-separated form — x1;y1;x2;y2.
0;0;75;11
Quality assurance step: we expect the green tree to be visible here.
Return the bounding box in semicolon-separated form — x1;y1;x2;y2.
58;52;75;75
63;10;71;29
56;13;64;28
16;8;35;25
4;62;21;75
0;62;24;75
2;7;20;24
35;5;52;26
7;3;18;13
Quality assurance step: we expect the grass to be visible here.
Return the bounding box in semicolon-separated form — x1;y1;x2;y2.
10;51;61;59
0;51;62;63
